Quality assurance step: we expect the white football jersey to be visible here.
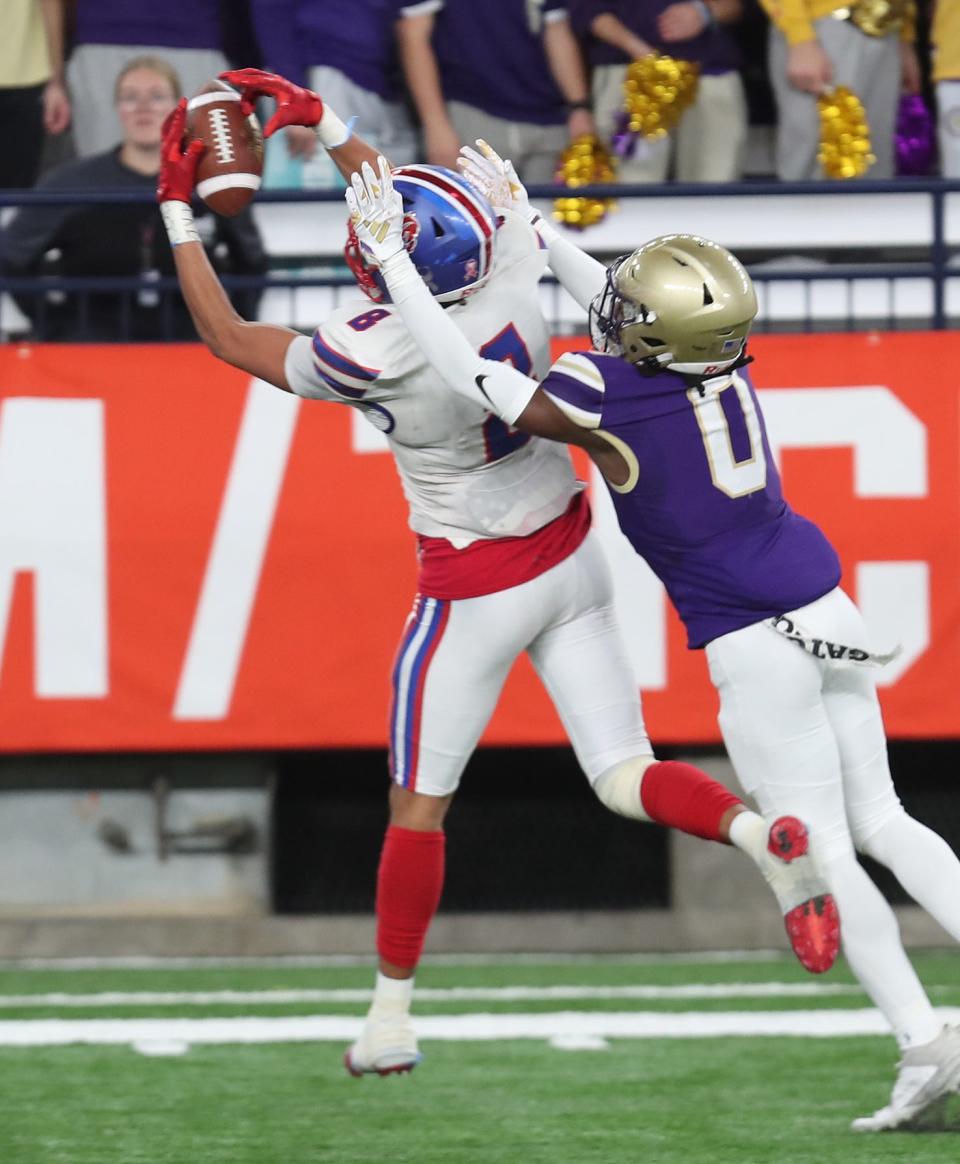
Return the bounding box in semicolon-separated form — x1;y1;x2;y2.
284;211;577;546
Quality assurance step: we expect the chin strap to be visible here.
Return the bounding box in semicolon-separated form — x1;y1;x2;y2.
675;351;755;394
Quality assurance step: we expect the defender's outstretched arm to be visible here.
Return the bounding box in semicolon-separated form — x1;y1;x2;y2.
344;159;614;462
457;140;607;311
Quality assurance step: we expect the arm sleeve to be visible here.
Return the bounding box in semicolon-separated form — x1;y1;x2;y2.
399;0;444;14
378;250;539;425
901;1;916;43
757;0;816;46
533;215;608;312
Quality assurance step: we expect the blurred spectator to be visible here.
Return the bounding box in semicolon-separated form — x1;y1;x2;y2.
571;1;747;182
0;0;71;188
0;56;266;342
397;1;595;183
761;0;920;180
249;0;416;188
933;0;960;177
67;2;232;156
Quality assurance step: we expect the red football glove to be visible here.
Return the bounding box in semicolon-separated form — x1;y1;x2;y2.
157;99;205;203
219;68;323;138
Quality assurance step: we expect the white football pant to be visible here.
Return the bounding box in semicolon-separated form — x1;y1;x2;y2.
389;529;652;797
707;586;960;1047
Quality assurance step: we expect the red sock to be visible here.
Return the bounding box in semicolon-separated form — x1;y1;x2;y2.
375;824;446;970
639;760;742;843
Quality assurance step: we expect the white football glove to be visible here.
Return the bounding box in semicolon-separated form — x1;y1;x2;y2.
344;156;405;264
457;139;534;223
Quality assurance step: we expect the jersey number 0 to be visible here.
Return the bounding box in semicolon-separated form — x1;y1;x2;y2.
688;373;768;498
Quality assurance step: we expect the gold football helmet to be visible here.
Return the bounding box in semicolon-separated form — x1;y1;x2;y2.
589;234;758;373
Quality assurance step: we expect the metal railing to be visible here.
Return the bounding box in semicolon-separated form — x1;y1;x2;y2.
2;178;958;341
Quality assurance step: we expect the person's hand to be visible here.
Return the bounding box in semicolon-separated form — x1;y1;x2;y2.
424;120;462;170
219;68;322;138
900;42;921;96
157;99;204;203
458;139;533;220
658;2;708;42
42;78;71;134
345;157;405;265
786;41;833;94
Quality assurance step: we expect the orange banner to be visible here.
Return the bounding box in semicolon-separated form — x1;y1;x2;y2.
0;333;958;751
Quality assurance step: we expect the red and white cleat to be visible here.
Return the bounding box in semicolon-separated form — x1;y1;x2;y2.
344;1014;421;1078
763;815;841;974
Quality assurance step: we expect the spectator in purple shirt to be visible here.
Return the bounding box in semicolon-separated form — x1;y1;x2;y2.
67;2;232;156
397;1;595;183
250;1;416;181
571;1;747;183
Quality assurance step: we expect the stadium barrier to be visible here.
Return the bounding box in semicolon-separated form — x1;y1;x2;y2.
3;177;960;338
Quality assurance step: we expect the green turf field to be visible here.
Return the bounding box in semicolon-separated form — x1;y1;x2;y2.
0;952;957;1164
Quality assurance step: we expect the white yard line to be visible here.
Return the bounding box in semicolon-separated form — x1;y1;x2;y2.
0;951;788;971
0;983;863;1008
2;1008;959;1047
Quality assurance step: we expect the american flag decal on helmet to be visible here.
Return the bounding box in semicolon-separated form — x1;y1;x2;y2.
401;213;421;253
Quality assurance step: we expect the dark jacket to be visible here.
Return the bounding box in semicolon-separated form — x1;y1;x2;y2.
0;148;267;342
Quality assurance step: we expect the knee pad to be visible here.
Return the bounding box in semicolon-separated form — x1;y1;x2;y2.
593;757;656;821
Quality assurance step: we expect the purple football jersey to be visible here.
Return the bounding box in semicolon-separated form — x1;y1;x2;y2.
251;0;407;94
426;0;570;125
75;2;221;51
569;0;741;76
541;351;841;648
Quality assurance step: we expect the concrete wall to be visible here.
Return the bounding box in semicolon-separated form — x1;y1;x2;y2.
0;750;954;959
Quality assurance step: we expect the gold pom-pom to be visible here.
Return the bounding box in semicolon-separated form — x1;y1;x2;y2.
622;53;699;141
817;86;875;179
552;135;617;230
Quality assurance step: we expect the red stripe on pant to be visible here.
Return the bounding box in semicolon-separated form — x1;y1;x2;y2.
376;824;446;970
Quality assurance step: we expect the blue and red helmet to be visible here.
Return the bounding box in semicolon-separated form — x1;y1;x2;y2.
345;164;497;305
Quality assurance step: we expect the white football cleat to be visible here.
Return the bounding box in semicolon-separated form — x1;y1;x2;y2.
760;816;841;974
851;1026;960;1132
344;1012;421;1078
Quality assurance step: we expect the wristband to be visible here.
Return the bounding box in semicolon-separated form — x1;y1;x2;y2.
160;200;200;246
566;100;591;112
692;0;715;26
316;104;354;150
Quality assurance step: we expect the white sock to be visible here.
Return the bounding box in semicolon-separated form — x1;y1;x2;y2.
862;814;960;942
370;971;414;1015
822;853;941;1050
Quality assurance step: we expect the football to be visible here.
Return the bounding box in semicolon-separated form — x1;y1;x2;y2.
186;80;263;216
